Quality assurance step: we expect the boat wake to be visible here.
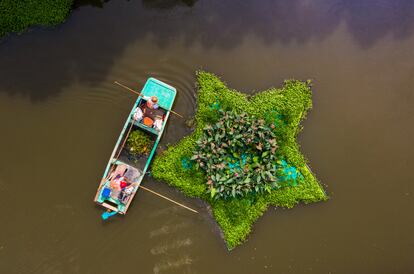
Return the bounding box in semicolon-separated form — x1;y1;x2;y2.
153;255;193;274
150;238;192;255
149;222;190;238
149;218;195;273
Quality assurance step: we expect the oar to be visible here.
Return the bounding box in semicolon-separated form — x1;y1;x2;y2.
101;184;198;220
99;122;134;221
114;81;184;118
103;117;135;183
114;81;142;96
115;119;135;160
139;185;198;214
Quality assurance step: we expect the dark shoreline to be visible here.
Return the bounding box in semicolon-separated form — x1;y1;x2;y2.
0;0;73;38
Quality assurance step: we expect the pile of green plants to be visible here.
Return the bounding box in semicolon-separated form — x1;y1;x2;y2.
193;110;280;199
0;0;73;38
127;130;152;156
152;71;327;249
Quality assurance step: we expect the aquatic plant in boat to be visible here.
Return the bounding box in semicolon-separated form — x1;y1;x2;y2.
127;130;153;156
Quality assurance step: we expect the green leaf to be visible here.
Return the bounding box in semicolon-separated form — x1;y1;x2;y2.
210;187;217;198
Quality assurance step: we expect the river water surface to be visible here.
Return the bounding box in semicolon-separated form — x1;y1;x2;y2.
0;1;413;273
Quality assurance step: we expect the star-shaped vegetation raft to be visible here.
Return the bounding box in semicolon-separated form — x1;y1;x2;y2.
152;71;327;249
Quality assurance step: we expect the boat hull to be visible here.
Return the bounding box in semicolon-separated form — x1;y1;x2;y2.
94;78;176;215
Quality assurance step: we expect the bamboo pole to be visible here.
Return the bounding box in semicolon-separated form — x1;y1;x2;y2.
115;120;135;160
114;81;141;96
114;81;184;118
170;110;184;118
139;185;198;214
104;119;135;182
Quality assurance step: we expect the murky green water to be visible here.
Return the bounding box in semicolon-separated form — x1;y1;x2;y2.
0;1;413;273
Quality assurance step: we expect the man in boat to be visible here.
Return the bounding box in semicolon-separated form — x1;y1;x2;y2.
133;96;163;130
146;96;159;110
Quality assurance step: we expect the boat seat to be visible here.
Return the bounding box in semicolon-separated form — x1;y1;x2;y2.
134;119;159;135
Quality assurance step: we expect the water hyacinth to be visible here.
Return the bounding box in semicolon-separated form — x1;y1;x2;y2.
276;159;304;186
152;71;327;249
126;130;152;156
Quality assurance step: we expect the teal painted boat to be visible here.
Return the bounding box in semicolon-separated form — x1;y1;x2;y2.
94;78;176;216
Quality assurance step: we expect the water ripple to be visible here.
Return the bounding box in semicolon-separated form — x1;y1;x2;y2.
150;238;192;255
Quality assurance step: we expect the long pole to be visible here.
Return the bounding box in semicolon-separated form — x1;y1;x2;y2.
139;185;198;214
114;81;141;96
104;119;135;182
115;120;135;160
114;81;184;118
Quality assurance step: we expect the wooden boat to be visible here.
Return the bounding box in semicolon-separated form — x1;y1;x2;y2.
94;78;176;216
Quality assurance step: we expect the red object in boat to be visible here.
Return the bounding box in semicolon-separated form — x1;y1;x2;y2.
143;117;154;126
